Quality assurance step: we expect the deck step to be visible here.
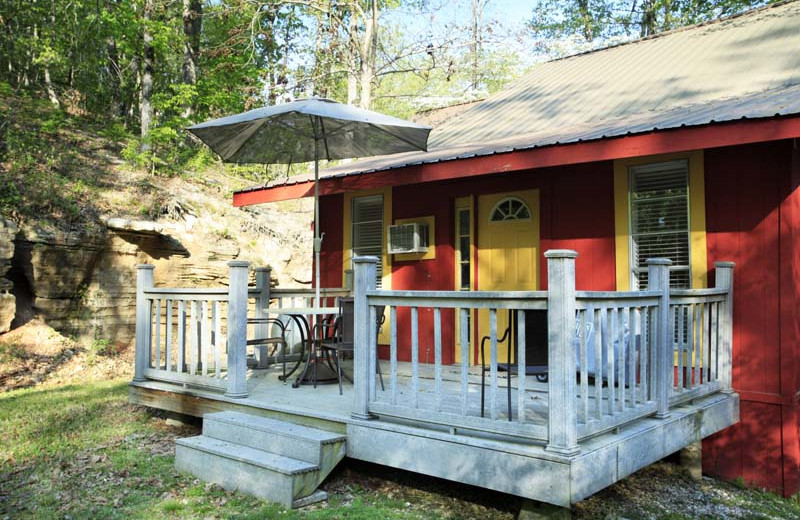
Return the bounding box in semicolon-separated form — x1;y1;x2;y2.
175;436;320;507
175;412;347;509
203;411;346;465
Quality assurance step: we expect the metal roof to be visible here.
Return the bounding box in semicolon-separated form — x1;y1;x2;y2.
241;1;800;193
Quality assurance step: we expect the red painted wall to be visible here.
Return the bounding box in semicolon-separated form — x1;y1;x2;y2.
703;139;800;496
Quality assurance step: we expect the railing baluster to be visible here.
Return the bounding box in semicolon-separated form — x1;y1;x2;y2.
670;305;685;393
189;301;198;375
628;307;636;407
369;304;377;400
390;306;398;406
695;303;703;388
165;300;172;372
133;265;154;382
201;300;210;376
434;307;442;413
154;298;162;370
593;308;603;420
687;304;695;389
489;308;498;421
579;308;588;424
517;309;527;424
639;307;648;404
460;308;470;417
619;307;627;411
609;307;617;414
711;301;718;382
213;301;222;378
411;306;419;410
178;300;186;373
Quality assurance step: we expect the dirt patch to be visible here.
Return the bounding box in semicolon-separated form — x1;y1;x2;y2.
0;319;134;392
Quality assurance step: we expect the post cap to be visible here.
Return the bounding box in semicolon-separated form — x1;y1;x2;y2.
646;258;672;266
253;266;272;272
136;264;155;270
714;261;736;268
544;249;578;259
353;255;379;264
227;260;251;268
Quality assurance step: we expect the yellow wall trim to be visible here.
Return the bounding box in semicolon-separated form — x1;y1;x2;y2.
613;150;708;290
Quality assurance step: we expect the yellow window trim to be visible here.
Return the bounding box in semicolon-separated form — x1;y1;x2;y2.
392;215;436;261
342;187;393;290
613;150;708;290
454;196;474;364
343;187;392;344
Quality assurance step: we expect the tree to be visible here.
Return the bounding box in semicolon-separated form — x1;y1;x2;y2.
529;0;768;47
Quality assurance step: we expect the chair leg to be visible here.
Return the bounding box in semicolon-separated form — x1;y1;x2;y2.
480;368;486;418
376;357;385;391
335;350;343;395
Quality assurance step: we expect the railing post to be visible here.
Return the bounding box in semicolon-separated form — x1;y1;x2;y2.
647;258;672;418
254;267;272;368
715;261;735;393
352;256;377;420
225;261;250;398
545;249;580;456
133;264;155;382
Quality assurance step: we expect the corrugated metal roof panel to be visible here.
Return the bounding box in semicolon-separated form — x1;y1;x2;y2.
241;2;800;194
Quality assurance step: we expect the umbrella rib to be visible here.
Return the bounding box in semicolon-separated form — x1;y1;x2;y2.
318;116;332;161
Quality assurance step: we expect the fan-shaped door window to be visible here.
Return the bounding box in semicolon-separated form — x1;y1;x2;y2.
489;197;531;221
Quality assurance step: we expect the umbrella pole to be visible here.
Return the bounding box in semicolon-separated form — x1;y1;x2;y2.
314;136;321;308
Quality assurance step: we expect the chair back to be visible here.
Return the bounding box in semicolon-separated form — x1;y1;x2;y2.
519;310;548;366
339;297;355;344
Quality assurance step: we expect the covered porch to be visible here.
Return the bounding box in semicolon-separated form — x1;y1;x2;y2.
128;250;739;508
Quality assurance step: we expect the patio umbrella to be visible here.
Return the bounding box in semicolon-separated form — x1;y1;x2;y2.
187;98;432;304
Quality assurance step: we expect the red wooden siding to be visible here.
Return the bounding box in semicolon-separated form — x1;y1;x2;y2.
704;139;800;496
318;193;344;289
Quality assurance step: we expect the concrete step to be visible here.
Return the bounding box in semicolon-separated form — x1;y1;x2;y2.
203;411;346;468
175;435;320;508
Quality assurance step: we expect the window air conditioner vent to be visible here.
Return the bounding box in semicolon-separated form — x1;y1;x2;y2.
388;223;429;254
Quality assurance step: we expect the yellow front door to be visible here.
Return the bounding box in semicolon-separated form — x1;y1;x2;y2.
476;190;540;364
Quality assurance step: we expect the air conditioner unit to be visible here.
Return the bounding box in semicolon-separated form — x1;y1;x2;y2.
388;223;429;254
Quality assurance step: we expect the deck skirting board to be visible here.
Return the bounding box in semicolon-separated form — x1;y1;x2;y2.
348;392;739;507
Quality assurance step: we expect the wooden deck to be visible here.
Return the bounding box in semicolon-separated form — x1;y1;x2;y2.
130;360;739;507
130;254;740;508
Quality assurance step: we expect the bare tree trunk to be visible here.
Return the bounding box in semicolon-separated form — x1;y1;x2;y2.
346;1;359;105
640;0;658;36
470;0;483;90
43;66;60;108
140;0;154;150
107;37;123;118
357;0;377;109
182;0;201;118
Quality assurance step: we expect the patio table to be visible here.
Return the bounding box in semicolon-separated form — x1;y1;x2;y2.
273;307;340;388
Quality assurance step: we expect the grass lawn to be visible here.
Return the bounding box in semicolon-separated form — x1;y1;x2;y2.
2;376;800;520
0;378;514;520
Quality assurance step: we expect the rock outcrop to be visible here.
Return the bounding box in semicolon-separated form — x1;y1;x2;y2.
0;218;18;332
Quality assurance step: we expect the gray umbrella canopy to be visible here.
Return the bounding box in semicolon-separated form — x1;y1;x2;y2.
186;98;431;164
187;98;431;303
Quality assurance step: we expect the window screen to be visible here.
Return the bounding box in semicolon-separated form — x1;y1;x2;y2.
630;160;691;289
352;195;383;287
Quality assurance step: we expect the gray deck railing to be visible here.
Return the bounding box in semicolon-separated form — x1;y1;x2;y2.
351;251;734;453
133;262;351;398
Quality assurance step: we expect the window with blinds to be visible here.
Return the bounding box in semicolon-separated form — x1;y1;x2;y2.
352;195;384;287
629;160;691;289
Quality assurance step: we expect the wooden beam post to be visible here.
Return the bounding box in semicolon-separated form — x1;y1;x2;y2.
225;261;250;398
254;267;272;368
352;256;377;420
134;264;155;382
714;261;735;393
647;258;672;418
545;250;580;456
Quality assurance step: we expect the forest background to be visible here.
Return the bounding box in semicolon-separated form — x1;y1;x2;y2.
1;0;768;195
